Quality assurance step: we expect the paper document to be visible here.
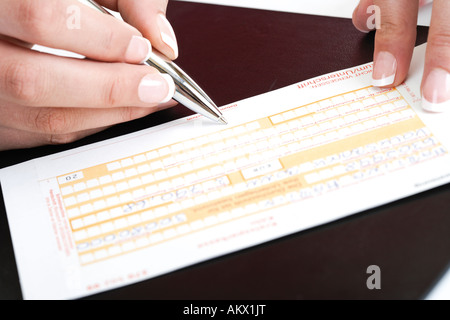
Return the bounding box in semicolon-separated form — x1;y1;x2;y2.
427;267;450;300
1;44;449;299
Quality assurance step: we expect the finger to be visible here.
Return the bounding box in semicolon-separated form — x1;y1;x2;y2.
0;35;33;49
0;101;176;136
111;0;179;60
371;0;419;87
0;40;175;108
0;0;152;64
352;0;375;33
0;125;105;150
353;0;430;32
354;0;420;87
0;98;176;149
421;0;450;112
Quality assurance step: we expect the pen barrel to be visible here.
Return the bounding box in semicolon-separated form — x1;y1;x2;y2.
80;0;224;123
144;55;222;120
79;0;110;13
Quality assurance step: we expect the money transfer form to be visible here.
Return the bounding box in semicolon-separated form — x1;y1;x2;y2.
2;44;450;299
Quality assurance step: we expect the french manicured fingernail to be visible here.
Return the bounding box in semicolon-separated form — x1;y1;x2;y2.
157;13;179;59
422;68;450;113
138;74;175;104
354;24;370;34
372;51;397;87
125;36;152;64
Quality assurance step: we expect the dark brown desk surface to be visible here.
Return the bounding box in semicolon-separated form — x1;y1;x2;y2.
1;1;449;300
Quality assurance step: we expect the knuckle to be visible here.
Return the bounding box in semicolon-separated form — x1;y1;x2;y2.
99;28;116;54
120;107;151;122
33;108;70;135
119;107;136;122
104;76;124;107
19;0;56;39
2;61;44;105
428;32;450;51
378;19;410;37
48;132;79;145
376;18;417;44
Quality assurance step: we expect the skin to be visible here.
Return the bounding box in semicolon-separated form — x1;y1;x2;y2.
1;1;447;150
0;0;178;150
352;0;450;106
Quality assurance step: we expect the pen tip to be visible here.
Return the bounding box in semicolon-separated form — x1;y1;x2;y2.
218;116;228;125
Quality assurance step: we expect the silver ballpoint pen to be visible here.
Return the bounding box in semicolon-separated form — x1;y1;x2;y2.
81;0;227;124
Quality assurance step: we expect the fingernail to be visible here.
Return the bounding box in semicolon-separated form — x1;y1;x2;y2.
354;24;370;34
138;74;175;104
372;51;397;87
157;13;179;59
422;68;450;113
125;35;152;64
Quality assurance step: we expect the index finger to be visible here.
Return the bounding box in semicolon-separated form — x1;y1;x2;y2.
0;0;153;64
353;0;420;87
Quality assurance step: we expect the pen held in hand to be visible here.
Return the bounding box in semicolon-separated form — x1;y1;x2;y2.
79;0;227;125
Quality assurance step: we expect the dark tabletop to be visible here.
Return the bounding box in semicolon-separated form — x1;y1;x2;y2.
1;1;449;300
